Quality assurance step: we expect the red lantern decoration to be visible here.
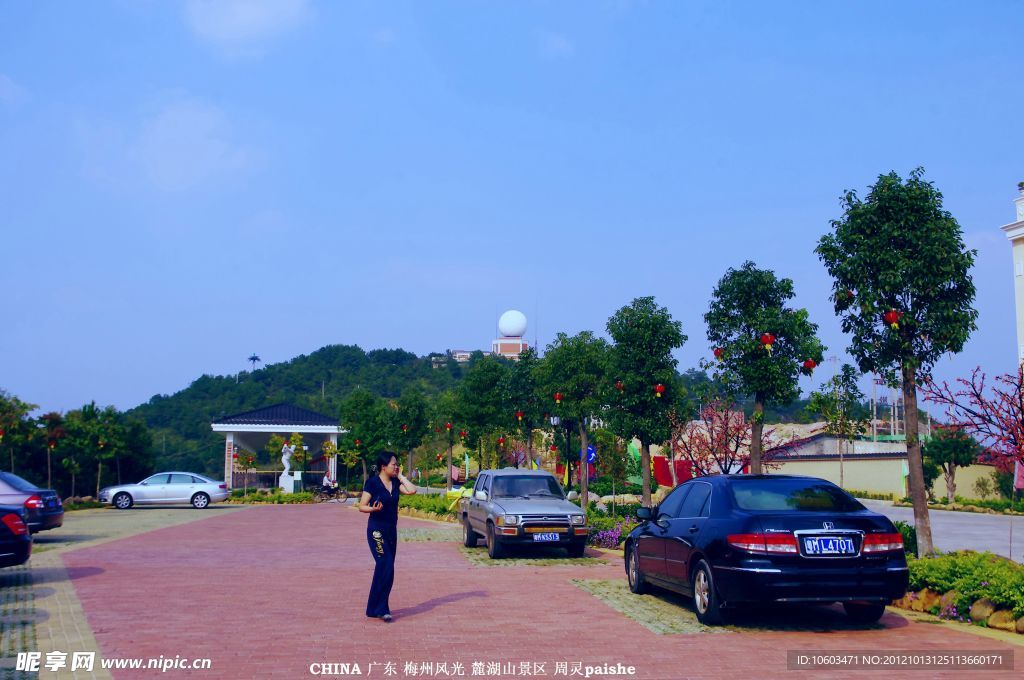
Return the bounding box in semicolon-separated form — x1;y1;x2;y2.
713;347;724;360
654;383;665;398
436;453;442;461
0;429;5;441
401;424;408;432
803;359;817;371
354;439;361;447
550;445;558;452
515;410;524;422
554;392;563;404
615;380;624;391
498;436;506;446
232;453;238;459
883;309;903;330
760;333;776;356
459;430;467;440
445;422;452;431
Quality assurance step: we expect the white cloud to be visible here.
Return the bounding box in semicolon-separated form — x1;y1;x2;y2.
0;74;27;105
536;31;575;59
133;97;257;192
77;94;260;193
184;0;311;57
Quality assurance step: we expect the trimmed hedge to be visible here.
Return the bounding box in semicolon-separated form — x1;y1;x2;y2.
908;551;1024;617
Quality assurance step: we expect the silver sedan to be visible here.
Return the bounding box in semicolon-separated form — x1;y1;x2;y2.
99;472;229;509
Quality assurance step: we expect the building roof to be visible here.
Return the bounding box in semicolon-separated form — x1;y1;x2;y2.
212;403;337;427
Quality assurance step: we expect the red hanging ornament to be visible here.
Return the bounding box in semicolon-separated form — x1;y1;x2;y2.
803;359;817;371
515;410;524;422
654;383;665;398
401;424;408;432
459;430;467;440
614;380;624;391
445;422;452;431
435;453;442;461
550;445;558;452
0;429;5;441
232;453;238;459
713;347;724;360
554;392;563;404
498;436;506;446
883;309;903;330
354;439;361;447
760;333;776;356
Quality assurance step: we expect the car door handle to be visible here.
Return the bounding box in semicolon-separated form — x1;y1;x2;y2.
688;525;699;533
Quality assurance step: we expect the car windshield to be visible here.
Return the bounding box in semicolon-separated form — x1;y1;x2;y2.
729;478;865;512
0;471;39;492
491;475;564;498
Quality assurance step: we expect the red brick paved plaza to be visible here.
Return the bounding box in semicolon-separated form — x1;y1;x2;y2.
60;505;1020;679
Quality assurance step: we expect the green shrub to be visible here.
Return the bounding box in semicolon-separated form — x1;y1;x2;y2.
892;520;917;557
846;489;897;501
908;552;1024;618
400;493;457;516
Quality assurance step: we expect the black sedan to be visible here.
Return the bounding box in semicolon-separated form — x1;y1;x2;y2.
0;505;32;568
0;471;64;533
624;475;909;625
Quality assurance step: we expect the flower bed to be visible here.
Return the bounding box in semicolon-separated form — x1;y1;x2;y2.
891;551;1024;634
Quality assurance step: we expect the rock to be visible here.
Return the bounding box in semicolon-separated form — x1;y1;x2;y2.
586;492;601;505
594;502;608;513
987;610;1017;632
891;594;913;609
599;494;642;505
910;589;938;612
80;496;95;503
1016;616;1024;635
970;598;997;622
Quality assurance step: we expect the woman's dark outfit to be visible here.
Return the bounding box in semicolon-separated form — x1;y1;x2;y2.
363;475;399;618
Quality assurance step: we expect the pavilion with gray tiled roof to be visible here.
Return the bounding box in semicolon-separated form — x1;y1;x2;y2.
211;404;345;488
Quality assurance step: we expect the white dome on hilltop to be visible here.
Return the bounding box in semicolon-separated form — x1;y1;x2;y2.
498;310;528;338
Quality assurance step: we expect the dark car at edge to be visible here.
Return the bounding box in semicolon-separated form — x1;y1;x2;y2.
0;471;64;533
0;505;32;568
624;474;909;625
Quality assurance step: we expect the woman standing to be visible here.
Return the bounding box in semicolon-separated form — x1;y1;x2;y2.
358;450;417;622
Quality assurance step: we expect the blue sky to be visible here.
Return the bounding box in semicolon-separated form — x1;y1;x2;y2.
2;1;1021;414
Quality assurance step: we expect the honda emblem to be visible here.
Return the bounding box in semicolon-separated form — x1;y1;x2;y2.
823;521;834;530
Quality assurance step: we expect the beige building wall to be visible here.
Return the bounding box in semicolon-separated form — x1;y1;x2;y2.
775;458;908;497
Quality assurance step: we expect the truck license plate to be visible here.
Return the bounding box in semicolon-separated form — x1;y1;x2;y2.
533;533;559;542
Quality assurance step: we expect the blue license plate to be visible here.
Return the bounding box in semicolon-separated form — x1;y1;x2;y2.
532;533;559;542
803;536;855;555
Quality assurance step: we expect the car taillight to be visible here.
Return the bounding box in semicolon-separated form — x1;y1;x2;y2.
24;495;44;510
219;484;227;489
862;532;904;553
727;532;798;554
2;513;27;536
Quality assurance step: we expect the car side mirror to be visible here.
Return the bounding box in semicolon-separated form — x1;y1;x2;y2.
474;490;487;501
566;490;579;501
635;507;652;521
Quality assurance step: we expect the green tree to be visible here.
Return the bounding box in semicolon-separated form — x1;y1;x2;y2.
501;348;543;468
430;390;461;490
923;428;982;503
395;387;429;474
40;411;66;489
807;363;868;488
0;390;37;473
535;331;611;513
456;355;511;472
606;297;687;506
340;388;389;481
704;262;825;475
816;168;978;555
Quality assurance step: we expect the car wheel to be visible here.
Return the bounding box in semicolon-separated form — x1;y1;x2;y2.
191;492;210;509
843;602;886;624
486;523;505;559
113;492;133;510
627;543;649;594
463;517;478;547
692;560;725;625
566;543;586;558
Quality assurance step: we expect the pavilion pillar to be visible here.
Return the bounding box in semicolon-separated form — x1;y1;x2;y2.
224;433;235;489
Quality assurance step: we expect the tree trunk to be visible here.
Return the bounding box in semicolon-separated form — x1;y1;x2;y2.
640;441;652;507
526;424;533;469
944;466;956;504
667;441;678;488
407;450;414;478
446;443;453;491
70;473;76;498
47;450;52;489
361;458;367;483
902;364;934;555
750;398;765;475
96;462;102;498
578;423;590;520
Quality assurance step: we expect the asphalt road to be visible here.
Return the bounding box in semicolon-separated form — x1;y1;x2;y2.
860;499;1024;562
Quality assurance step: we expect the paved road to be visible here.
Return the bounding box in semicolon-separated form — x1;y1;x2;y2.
47;504;1021;679
860;499;1024;562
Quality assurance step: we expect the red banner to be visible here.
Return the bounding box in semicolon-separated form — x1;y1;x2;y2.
1015;460;1024;491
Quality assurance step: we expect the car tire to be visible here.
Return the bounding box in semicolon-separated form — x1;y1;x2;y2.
692;559;725;625
566;542;586;558
843;602;886;624
627;543;649;594
113;492;133;510
463;517;478;547
191;492;210;509
486;523;505;559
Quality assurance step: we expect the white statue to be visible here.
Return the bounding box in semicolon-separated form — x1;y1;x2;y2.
281;442;295;474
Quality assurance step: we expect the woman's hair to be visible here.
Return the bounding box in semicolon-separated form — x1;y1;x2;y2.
370;450;398;474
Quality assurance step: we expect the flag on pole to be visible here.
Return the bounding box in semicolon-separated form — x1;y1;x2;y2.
532;458;539;470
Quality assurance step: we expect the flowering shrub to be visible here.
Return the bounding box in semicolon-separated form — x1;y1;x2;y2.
588;517;638;547
909;551;1024;617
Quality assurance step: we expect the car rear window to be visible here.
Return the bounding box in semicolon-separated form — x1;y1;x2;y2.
729;478;864;512
0;472;40;492
491;475;563;498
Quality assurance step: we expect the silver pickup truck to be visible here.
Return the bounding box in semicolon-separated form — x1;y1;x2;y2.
459;468;589;559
